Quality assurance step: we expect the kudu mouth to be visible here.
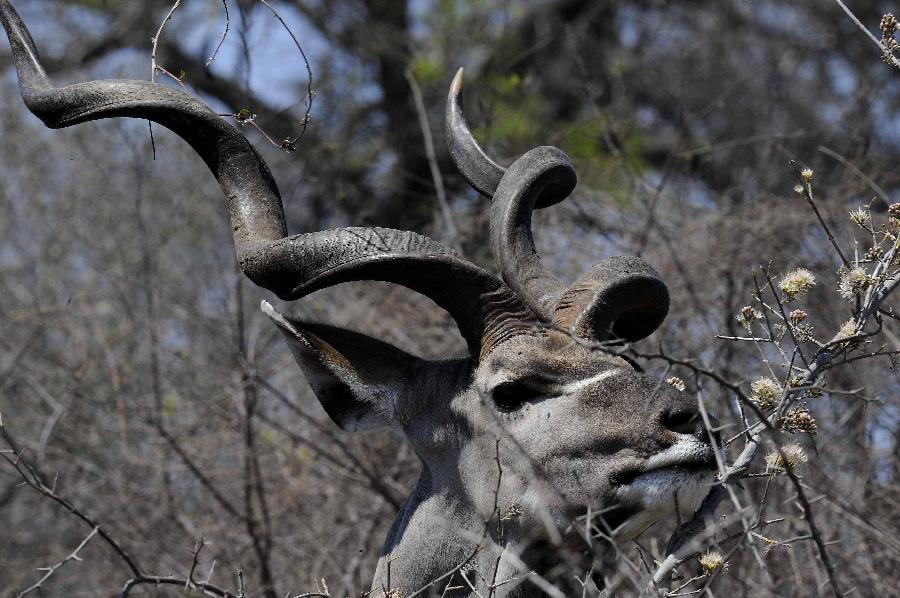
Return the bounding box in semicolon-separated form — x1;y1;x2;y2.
609;445;718;488
609;416;721;482
602;436;719;541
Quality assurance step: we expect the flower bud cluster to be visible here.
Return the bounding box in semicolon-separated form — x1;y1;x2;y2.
883;14;899;66
750;377;781;411
780;406;818;434
779;269;816;300
765;443;808;475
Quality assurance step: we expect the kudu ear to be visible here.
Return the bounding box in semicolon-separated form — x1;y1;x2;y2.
262;302;419;432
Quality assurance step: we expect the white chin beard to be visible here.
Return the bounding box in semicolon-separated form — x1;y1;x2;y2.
612;468;715;541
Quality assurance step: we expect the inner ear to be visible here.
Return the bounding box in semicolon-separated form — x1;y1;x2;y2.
263;302;421;432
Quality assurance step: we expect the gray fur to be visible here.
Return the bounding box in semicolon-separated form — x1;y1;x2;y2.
267;315;717;596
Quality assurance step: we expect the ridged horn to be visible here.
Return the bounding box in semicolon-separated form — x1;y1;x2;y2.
553;257;669;343
490;146;576;318
0;0;534;357
449;69;669;342
446;68;568;210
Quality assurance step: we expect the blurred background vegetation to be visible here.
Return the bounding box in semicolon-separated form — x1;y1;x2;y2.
1;0;899;595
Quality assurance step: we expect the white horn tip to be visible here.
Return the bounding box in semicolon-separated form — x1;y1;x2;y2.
451;67;465;95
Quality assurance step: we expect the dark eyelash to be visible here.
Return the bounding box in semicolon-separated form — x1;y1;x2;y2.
492;381;546;412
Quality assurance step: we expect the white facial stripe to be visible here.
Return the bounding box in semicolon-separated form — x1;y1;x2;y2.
560;369;622;395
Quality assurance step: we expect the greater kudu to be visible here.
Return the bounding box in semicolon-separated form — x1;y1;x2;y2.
0;2;717;594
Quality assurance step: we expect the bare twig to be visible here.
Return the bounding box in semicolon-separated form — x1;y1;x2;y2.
150;0;188;90
405;68;463;254
790;159;852;269
205;0;231;70
0;414;237;598
829;0;900;67
817;145;892;201
16;527;99;597
256;0;315;148
780;465;844;597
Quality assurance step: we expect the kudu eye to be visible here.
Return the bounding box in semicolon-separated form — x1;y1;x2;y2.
661;407;701;435
492;381;546;412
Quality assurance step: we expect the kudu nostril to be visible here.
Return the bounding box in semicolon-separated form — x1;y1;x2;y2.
661;407;701;436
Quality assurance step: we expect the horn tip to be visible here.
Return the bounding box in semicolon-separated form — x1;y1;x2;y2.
451;67;464;96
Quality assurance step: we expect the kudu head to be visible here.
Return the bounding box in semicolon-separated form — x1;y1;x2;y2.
0;2;717;594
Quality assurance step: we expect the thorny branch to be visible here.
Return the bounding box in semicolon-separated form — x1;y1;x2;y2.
16;527;99;597
1;412;238;596
205;0;231;70
1;411;335;598
635;163;900;596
